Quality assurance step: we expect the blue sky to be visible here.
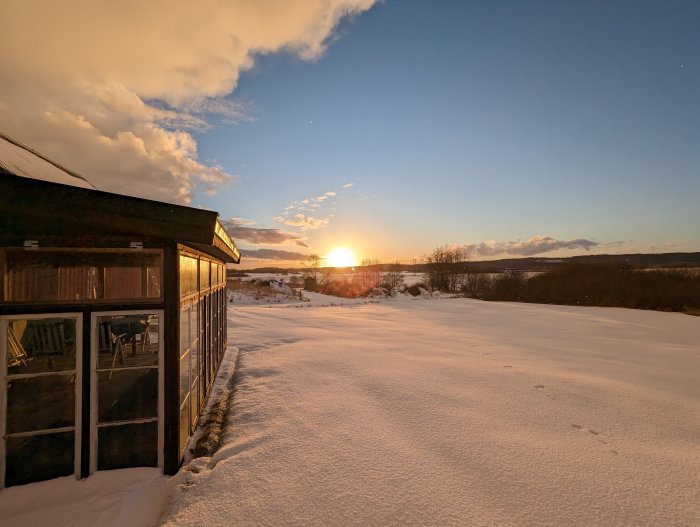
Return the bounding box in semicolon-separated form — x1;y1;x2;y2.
3;1;698;267
191;1;700;266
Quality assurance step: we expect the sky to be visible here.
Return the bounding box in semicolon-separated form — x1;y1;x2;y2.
1;1;699;268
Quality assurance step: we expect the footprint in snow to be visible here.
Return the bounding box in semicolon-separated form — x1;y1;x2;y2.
571;424;619;455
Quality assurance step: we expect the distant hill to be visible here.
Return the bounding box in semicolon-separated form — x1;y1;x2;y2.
460;252;700;273
232;252;700;276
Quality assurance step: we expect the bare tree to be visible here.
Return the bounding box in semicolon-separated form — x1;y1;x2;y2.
359;257;382;290
425;245;465;292
303;253;322;290
382;262;404;295
303;253;336;292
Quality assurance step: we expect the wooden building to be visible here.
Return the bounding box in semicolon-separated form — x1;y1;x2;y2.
0;134;240;488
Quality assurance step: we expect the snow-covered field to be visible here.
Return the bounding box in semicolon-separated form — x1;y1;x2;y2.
2;295;699;526
163;297;700;526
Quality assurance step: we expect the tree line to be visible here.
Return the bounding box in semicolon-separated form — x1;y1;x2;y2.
424;245;700;314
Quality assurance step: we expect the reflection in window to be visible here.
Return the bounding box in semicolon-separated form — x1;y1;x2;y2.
95;313;159;472
200;260;210;290
98;422;157;470
180;305;191;355
96;315;159;370
7;318;76;375
98;369;158;423
4;316;78;487
5;432;75;487
176;252;229;459
179;397;190;456
179;352;190;405
7;375;75;434
5;250;162;303
179;255;198;297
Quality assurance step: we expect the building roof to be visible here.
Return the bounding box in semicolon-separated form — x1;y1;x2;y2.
0;133;96;189
0;134;240;263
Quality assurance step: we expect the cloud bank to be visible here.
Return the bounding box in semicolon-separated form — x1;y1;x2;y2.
222;218;309;247
240;248;310;262
465;236;599;257
0;1;376;203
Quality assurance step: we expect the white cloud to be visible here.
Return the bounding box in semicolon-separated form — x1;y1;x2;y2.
465;236;599;258
274;186;351;231
222;217;309;247
0;0;376;203
274;213;330;230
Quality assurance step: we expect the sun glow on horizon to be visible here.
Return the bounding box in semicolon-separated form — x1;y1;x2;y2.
324;247;358;268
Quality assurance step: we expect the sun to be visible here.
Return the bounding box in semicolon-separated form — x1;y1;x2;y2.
324;247;358;268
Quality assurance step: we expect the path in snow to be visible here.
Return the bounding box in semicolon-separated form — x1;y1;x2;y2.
163;298;700;526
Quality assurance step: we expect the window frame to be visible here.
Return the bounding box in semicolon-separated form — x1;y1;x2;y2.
0;312;83;489
2;248;164;305
89;309;164;474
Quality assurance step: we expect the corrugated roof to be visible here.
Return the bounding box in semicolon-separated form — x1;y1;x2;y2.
0;132;95;189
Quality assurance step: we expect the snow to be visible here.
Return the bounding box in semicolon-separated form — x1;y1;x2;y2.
0;468;171;527
163;297;700;526
2;296;699;526
0;134;94;189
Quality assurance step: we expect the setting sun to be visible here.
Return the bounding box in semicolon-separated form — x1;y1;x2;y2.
324;247;358;268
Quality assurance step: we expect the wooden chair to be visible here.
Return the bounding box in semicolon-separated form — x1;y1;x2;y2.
7;326;29;368
98;321;127;378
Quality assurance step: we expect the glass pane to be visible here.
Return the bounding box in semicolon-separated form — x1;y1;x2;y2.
6;250;161;302
191;326;199;385
98;422;157;470
190;375;199;428
98;368;158;423
7;265;58;302
200;365;207;408
179;352;190;405
104;267;142;299
5;431;74;487
147;266;161;297
179;305;190;356
179;398;190;456
7;374;75;434
200;260;210;290
7;318;76;375
96;314;159;369
191;302;198;342
58;266;98;301
179;255;198;297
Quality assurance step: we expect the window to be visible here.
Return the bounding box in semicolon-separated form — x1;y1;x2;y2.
2;315;81;487
4;250;162;303
200;260;210;291
177;248;229;458
179;255;198;297
93;312;161;472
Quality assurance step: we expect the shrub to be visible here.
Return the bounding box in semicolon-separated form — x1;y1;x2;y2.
481;264;700;313
425;246;465;292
